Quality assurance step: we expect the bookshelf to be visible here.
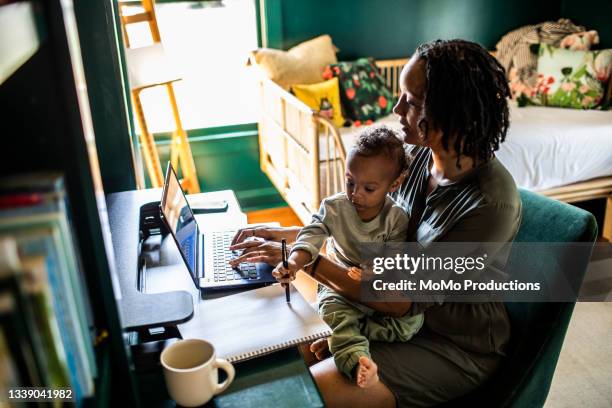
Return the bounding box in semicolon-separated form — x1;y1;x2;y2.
0;1;137;405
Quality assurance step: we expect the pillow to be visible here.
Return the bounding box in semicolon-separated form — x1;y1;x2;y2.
559;30;599;51
250;35;337;90
292;78;345;127
531;45;612;109
323;58;394;122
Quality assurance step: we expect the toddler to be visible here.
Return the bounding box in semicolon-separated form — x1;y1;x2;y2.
275;126;423;388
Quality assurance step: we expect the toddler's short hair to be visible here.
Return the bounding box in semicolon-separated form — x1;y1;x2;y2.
350;125;408;178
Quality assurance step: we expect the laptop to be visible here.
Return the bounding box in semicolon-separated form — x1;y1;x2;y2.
160;163;276;292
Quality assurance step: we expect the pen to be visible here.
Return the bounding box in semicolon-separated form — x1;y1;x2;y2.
281;239;290;303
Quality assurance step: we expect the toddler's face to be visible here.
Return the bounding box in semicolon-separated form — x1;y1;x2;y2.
345;153;401;220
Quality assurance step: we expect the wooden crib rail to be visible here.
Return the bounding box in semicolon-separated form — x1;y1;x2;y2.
375;58;408;98
315;114;346;202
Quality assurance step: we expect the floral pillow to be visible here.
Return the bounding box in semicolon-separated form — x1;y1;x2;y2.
507;30;600;103
517;45;612;109
323;58;393;123
559;30;599;51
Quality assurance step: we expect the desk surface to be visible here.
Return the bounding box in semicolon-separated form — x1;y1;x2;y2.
106;189;245;330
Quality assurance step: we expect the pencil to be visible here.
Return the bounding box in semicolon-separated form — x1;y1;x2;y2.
281;239;290;303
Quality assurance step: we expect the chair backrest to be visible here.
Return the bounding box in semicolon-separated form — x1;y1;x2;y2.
447;189;598;407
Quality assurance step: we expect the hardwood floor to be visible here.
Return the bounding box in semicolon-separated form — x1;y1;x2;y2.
246;206;304;227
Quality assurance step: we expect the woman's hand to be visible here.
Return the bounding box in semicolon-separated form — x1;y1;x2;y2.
231;226;284;245
228;239;284;267
230;226;301;246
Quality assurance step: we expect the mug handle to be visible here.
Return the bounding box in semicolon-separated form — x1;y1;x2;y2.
214;358;235;395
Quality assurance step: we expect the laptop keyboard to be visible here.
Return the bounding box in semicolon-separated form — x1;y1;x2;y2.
212;231;259;282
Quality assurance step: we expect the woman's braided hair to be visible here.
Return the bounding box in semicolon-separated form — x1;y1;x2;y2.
414;39;510;167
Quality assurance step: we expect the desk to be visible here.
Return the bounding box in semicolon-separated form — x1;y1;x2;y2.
106;189;324;407
106;189;246;329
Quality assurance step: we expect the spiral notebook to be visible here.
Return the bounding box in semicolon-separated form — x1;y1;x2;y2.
178;284;331;362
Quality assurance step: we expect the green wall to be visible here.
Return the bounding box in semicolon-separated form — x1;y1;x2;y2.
278;0;560;59
276;0;612;59
561;0;612;48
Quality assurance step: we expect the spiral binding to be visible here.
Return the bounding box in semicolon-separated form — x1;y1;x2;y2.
228;330;332;363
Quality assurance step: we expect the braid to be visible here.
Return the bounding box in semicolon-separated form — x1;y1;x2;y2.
415;39;510;167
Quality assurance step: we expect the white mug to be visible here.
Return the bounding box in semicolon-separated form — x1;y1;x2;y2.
160;339;235;407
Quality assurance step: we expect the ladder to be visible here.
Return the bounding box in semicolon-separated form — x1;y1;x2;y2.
118;0;200;193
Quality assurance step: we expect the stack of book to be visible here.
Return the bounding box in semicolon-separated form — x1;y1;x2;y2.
0;173;97;404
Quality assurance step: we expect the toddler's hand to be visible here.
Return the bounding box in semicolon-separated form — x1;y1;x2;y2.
272;258;300;284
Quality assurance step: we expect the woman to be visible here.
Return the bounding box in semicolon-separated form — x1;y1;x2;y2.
230;39;521;407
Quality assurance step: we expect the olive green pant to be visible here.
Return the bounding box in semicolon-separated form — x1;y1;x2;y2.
318;287;424;380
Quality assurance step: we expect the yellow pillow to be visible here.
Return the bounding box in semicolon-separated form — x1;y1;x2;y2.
250;35;337;90
292;77;345;128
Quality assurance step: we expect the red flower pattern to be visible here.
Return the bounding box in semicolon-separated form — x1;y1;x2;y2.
378;96;387;109
346;88;356;100
322;66;333;80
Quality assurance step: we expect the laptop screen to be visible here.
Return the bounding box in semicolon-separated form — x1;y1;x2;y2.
161;164;198;276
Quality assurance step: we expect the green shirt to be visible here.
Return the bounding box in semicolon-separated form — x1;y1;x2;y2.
392;146;522;356
292;192;409;267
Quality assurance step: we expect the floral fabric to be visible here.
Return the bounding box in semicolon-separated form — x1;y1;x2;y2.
323;58;393;124
513;45;612;109
559;30;600;51
497;19;587;101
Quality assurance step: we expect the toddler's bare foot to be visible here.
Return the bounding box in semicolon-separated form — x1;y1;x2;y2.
309;338;330;360
356;356;379;388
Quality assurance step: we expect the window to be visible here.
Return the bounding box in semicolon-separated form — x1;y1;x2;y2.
124;0;259;133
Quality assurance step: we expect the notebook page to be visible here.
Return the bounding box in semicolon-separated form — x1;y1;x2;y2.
178;284;331;362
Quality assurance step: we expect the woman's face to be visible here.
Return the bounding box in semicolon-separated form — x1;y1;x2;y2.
393;57;440;147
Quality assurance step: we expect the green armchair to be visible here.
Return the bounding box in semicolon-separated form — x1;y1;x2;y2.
445;188;598;407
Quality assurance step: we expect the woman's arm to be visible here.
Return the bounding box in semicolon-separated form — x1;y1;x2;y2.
230;226;412;316
303;257;412;317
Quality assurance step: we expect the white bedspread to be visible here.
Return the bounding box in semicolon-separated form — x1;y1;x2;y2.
333;104;612;192
498;103;612;191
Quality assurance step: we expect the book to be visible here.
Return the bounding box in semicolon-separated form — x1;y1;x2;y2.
0;323;21;401
0;176;97;382
15;229;92;400
0;174;98;402
178;284;331;363
213;348;324;408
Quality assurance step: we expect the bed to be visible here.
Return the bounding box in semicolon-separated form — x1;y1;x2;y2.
254;58;612;239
